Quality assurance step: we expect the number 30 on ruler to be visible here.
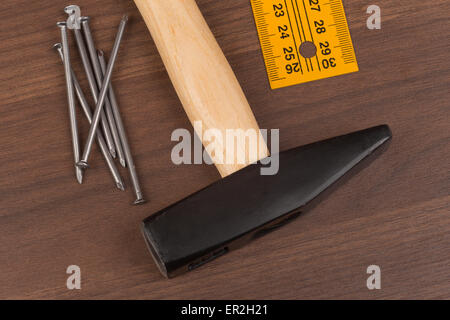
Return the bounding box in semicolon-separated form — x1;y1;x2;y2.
251;0;359;89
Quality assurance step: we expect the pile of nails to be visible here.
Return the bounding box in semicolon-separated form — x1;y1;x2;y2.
54;5;145;205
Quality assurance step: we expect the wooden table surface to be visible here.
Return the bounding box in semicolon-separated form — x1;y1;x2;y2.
0;0;449;300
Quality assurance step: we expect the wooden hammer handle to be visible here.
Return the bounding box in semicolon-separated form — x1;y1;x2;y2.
134;0;269;177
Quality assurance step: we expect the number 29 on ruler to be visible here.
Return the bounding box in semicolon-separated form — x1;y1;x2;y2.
251;0;359;89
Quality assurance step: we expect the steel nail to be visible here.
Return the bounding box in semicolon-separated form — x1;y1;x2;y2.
65;6;117;159
54;43;125;191
80;16;126;167
57;22;83;184
98;50;145;204
77;16;128;171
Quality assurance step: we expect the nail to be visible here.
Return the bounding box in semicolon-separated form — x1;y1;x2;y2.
57;22;83;184
97;51;127;168
80;16;126;167
77;15;128;171
98;50;145;205
66;9;117;159
54;43;125;191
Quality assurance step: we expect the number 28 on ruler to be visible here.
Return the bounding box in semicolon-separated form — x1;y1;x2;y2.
251;0;359;89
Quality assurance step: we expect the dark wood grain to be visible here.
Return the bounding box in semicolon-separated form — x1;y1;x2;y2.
0;0;449;299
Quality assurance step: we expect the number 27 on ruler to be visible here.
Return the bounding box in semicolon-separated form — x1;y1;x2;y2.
251;0;359;89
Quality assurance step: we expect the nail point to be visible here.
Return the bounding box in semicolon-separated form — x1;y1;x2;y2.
116;181;126;191
120;159;126;168
76;170;84;184
110;149;117;159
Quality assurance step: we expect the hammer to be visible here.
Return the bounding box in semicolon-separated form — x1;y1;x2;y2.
134;0;392;278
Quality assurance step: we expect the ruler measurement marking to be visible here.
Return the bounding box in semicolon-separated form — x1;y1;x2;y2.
290;0;306;43
329;0;356;64
253;1;279;81
300;0;321;72
288;0;310;72
284;0;304;75
295;0;314;72
333;19;347;25
294;0;315;71
339;42;353;48
334;22;348;28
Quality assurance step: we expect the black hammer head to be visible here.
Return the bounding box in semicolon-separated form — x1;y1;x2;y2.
142;125;392;278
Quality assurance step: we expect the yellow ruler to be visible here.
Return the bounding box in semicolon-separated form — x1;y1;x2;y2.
251;0;359;89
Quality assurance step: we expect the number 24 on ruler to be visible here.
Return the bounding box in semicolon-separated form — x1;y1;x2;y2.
251;0;359;89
